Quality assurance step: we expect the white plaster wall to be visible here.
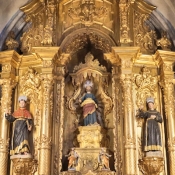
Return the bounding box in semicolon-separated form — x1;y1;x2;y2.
0;0;28;33
145;0;175;29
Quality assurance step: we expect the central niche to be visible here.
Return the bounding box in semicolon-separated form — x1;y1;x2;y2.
62;52;114;171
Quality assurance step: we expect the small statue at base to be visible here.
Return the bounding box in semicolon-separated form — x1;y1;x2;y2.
98;148;111;170
65;148;79;171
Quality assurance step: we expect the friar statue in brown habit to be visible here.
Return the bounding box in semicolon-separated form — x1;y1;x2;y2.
5;95;33;155
138;97;162;152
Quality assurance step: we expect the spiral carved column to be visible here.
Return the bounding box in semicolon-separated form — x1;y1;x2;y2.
38;74;53;175
120;74;136;175
155;50;175;175
0;79;16;175
160;73;175;175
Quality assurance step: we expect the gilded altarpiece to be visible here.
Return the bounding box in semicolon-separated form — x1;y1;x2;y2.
0;0;175;175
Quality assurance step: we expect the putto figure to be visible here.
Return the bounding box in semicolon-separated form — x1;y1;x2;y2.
79;80;98;126
138;97;162;152
65;148;79;171
98;148;111;170
5;95;33;155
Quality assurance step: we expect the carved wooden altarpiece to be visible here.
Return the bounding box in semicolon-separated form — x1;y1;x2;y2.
0;0;175;175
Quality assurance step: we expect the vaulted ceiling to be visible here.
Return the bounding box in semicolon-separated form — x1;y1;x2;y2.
0;0;175;52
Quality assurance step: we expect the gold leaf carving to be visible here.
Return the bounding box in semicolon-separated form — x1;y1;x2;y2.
12;158;37;175
5;31;19;50
64;33;111;54
134;12;157;54
119;0;132;44
138;157;164;175
39;134;52;150
135;66;157;107
0;138;10;151
73;52;106;73
156;31;172;51
68;0;108;27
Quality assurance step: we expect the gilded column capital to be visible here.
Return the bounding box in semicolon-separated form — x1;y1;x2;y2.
32;47;60;67
168;137;175;151
154;50;175;68
120;74;132;90
39;134;52;150
124;135;136;149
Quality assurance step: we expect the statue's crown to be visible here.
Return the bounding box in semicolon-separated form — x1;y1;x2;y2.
146;97;154;103
18;95;27;102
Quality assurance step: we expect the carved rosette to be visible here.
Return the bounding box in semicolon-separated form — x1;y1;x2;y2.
11;157;37;175
138;157;164;175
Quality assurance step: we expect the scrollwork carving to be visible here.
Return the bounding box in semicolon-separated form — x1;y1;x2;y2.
119;0;132;44
20;68;42;126
68;0;108;26
12;158;37;175
135;66;157;107
20;1;56;53
133;12;157;53
5;31;19;50
138;157;164;175
156;31;172;51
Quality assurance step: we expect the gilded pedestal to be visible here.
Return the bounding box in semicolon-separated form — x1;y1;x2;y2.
138;157;164;175
11;155;37;175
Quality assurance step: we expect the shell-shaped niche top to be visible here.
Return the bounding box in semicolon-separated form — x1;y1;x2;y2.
73;52;107;73
71;52;109;86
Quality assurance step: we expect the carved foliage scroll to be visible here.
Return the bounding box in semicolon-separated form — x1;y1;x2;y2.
20;1;56;54
133;12;157;54
19;68;41;126
135;66;158;107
